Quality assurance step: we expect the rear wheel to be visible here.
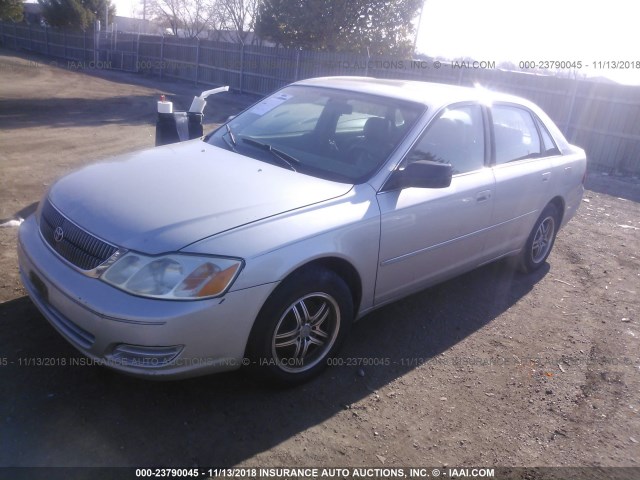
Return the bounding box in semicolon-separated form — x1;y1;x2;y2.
518;203;560;273
246;267;353;384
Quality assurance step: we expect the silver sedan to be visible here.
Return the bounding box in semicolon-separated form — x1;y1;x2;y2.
18;77;586;383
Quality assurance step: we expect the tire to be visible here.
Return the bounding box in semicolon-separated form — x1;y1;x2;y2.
245;267;354;385
518;203;560;273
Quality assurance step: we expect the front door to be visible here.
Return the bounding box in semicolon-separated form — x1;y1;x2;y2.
375;104;495;304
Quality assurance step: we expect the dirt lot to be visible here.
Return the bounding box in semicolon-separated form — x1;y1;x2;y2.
1;48;639;475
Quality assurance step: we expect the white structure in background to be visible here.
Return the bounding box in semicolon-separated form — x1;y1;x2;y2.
113;15;163;34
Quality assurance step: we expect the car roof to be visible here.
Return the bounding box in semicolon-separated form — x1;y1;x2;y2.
294;76;533;111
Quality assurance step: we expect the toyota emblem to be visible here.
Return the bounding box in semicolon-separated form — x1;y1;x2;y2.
54;226;64;243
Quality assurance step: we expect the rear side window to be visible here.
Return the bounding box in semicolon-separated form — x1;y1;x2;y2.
492;106;542;164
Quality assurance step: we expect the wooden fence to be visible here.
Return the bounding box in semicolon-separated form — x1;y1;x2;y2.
2;21;640;175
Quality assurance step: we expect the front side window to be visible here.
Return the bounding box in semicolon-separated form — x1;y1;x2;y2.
492;106;542;164
207;85;425;183
405;104;485;175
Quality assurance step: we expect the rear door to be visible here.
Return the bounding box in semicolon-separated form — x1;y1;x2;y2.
485;104;556;259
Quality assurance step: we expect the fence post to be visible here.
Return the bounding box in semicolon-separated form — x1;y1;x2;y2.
13;22;17;49
239;42;245;94
63;30;67;59
294;48;300;81
45;25;49;55
160;35;164;79
28;23;32;50
195;37;200;85
364;47;371;77
82;30;87;63
94;26;99;65
135;33;140;72
565;78;579;141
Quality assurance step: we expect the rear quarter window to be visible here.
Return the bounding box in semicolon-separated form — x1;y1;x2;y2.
535;116;561;156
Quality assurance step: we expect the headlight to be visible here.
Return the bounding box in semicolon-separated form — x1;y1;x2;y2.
101;252;243;300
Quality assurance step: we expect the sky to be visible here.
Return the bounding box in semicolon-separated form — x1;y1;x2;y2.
110;0;640;85
414;0;640;84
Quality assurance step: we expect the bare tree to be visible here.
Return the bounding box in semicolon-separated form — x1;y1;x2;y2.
219;0;260;43
150;0;216;37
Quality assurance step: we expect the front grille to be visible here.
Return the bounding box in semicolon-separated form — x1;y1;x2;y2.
40;199;118;271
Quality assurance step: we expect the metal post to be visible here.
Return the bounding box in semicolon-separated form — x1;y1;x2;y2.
63;30;67;59
195;37;200;85
160;35;164;78
294;48;300;81
45;25;49;55
364;47;370;77
135;33;140;72
94;22;99;64
565;79;579;141
239;42;245;94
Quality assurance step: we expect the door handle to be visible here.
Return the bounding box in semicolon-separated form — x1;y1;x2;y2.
542;172;551;182
476;190;492;202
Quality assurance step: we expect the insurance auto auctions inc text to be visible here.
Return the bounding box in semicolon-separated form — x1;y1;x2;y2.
207;467;495;478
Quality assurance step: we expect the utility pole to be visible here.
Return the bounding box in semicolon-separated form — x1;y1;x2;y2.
413;0;426;54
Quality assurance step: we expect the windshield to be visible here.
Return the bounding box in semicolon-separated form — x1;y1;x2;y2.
207;85;425;183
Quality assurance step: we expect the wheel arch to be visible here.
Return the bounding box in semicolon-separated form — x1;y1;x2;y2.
286;257;363;315
242;256;363;355
548;195;565;225
242;256;361;383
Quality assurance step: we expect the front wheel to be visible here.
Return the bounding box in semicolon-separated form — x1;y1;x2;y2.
518;203;560;273
245;267;353;385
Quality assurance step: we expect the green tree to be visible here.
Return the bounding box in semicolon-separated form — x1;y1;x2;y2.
255;0;422;55
0;0;23;21
39;0;115;30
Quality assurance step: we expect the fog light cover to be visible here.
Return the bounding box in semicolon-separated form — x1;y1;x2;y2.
109;344;183;367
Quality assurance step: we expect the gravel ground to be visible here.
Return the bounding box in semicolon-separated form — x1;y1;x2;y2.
1;48;639;475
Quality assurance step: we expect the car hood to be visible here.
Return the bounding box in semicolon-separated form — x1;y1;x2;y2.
48;140;353;254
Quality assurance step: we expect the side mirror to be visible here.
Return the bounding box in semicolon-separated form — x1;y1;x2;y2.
391;160;453;189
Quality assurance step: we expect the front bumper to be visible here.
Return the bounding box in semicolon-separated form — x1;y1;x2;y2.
17;215;275;379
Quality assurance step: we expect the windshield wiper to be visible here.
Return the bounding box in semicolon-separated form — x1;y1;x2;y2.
242;137;299;172
222;124;237;152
